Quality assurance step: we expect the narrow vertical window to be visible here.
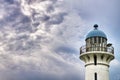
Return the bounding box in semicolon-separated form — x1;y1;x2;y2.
96;37;98;44
98;37;101;44
94;55;97;65
94;37;97;43
95;73;97;80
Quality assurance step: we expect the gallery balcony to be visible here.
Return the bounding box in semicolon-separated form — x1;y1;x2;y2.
80;45;114;54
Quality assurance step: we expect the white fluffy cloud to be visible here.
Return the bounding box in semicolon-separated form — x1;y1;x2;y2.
0;0;88;80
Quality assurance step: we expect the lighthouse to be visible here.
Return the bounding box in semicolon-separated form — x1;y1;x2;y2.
80;24;114;80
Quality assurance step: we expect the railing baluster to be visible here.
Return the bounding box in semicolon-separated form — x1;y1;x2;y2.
80;45;114;54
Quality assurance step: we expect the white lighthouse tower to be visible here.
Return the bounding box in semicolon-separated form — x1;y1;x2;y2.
80;24;114;80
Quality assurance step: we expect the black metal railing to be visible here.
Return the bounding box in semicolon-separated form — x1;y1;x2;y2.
80;45;114;54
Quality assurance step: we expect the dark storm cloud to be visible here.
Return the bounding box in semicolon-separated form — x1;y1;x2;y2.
5;0;14;4
31;12;50;22
48;13;67;25
55;46;77;54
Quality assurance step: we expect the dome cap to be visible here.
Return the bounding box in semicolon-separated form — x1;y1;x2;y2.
86;24;107;40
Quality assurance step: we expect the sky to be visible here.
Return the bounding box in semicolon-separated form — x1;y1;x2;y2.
0;0;120;80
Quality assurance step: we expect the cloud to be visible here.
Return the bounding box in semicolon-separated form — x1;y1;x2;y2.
110;60;120;80
0;0;87;80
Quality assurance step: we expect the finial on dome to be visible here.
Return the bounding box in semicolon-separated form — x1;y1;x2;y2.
94;24;98;29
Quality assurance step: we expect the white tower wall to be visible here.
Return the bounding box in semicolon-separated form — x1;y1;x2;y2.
80;51;114;80
85;65;109;80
